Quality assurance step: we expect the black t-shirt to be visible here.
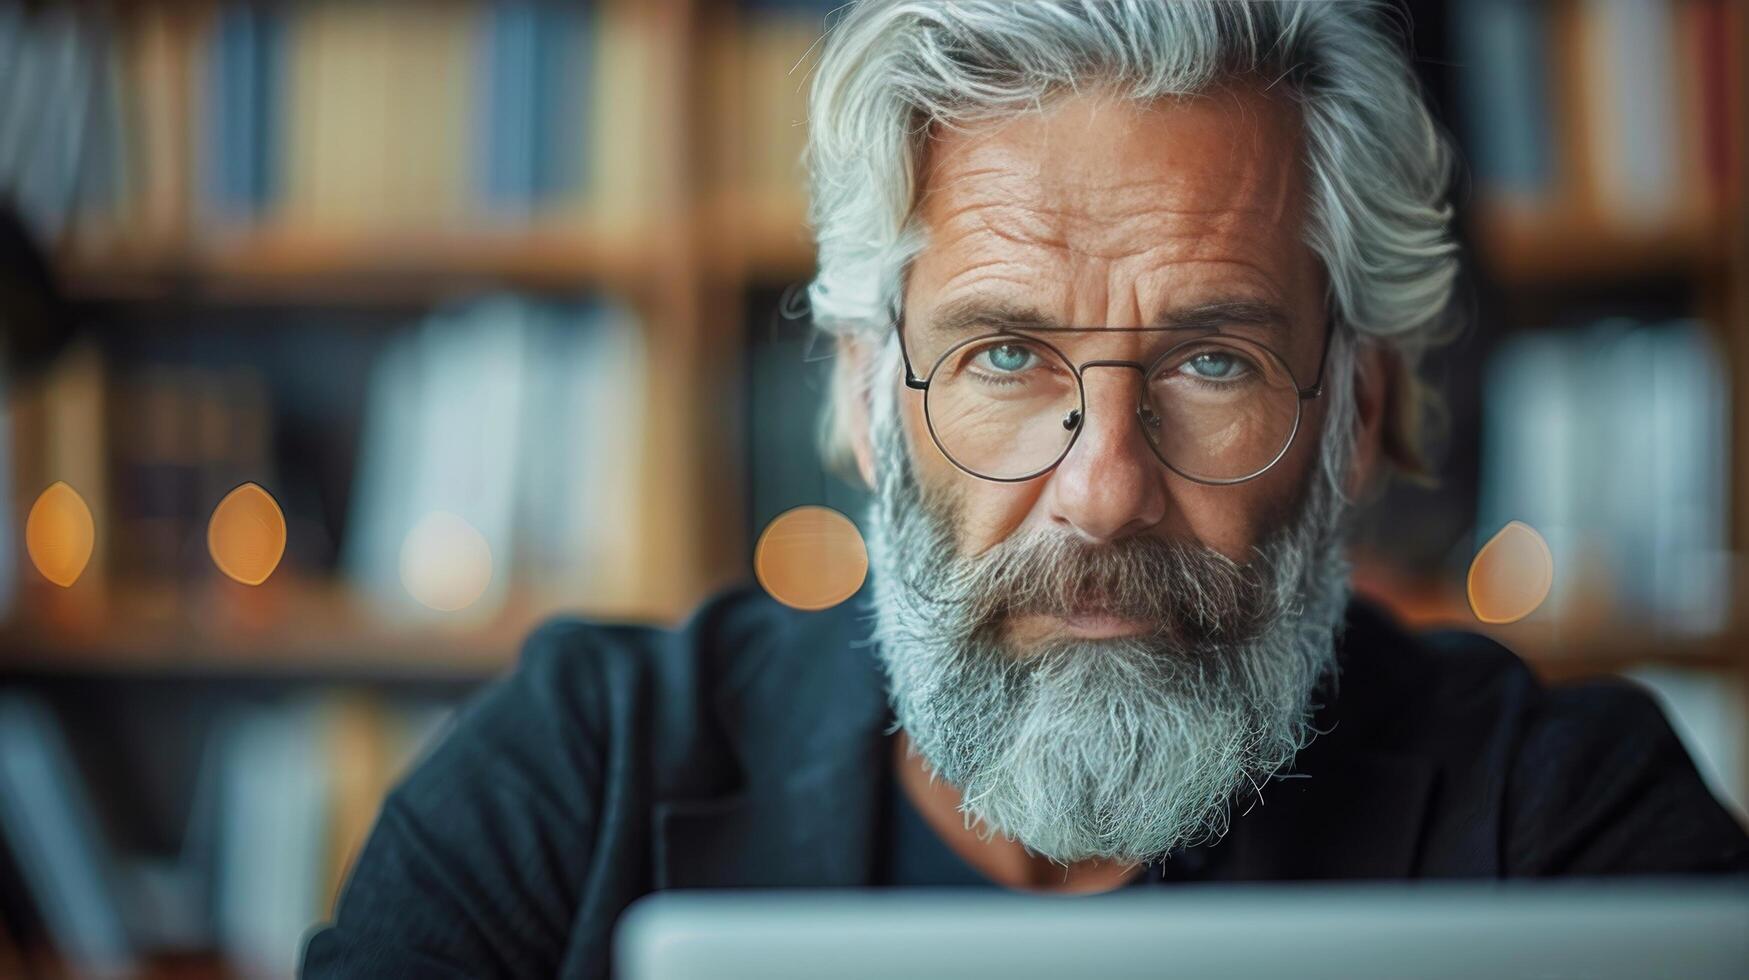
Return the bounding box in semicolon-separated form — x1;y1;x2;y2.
303;586;1749;979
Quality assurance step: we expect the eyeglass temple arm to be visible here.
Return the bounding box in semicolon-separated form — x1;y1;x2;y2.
898;319;930;389
1298;319;1336;400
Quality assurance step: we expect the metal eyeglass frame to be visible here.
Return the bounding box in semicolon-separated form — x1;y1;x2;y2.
898;319;1335;486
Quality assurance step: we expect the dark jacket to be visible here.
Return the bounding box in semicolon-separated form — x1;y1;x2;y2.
302;587;1749;979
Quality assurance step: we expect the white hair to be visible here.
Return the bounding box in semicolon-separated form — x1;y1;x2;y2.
805;0;1459;483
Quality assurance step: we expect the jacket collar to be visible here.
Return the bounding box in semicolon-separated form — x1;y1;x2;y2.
653;592;1438;888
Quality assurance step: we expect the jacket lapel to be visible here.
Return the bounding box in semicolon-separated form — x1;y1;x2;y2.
653;597;890;889
1221;750;1437;879
1217;600;1442;879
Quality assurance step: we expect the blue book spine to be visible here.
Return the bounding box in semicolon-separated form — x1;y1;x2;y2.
1451;0;1553;198
475;2;594;212
535;3;589;202
479;2;539;212
207;5;281;217
207;7;243;215
251;8;281;212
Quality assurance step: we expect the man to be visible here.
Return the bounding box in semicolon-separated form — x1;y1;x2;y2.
304;2;1749;976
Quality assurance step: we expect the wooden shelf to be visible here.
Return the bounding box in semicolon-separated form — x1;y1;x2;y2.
54;208;819;303
1355;567;1748;683
7;572;1742;682
0;578;668;681
1472;203;1729;286
55;223;680;303
706;189;816;283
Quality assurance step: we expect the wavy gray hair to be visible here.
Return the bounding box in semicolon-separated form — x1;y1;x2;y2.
805;0;1459;486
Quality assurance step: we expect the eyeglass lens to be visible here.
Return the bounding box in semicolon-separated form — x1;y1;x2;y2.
922;333;1302;483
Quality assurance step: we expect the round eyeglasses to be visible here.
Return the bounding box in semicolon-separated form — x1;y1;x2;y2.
900;323;1333;485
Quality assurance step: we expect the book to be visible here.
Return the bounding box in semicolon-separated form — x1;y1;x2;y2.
578;1;657;235
204;4;283;222
364;0;473;232
0;8;111;240
131;3;207;243
741;3;831;214
1449;0;1554;202
517;299;646;610
476;2;589;219
1575;0;1681;226
345;295;649;619
284;2;397;231
1479;320;1728;631
0;694;135;975
345;298;535;622
211;699;333;977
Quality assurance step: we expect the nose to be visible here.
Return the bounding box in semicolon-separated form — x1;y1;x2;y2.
1045;365;1169;543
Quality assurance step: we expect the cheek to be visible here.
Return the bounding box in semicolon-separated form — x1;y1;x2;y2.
1161;395;1328;560
899;388;1039;555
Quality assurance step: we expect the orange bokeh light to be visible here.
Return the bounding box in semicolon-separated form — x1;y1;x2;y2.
25;481;96;588
208;482;288;586
1468;520;1554;625
754;505;868;612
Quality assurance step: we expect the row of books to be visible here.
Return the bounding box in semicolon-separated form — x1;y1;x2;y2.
2;294;649;626
343;294;649;621
0;688;455;976
1452;0;1742;226
1;0;840;246
0;6;120;242
1479;318;1729;635
126;0;658;237
3;340;277;619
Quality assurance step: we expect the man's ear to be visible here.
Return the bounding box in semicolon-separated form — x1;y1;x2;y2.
1346;341;1390;500
837;334;878;489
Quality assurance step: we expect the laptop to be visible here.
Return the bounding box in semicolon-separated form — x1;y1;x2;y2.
615;882;1748;979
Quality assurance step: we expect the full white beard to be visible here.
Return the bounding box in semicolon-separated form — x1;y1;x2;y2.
863;356;1355;867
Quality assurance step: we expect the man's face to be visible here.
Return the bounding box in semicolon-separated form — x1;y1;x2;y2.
859;85;1358;866
898;85;1331;636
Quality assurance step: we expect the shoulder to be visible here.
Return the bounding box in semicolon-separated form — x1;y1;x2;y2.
375;584;811;866
511;583;813;695
1499;672;1749;874
303;586;815;976
1328;601;1748;875
515;583;804;684
472;584;804;763
1322;601;1543;758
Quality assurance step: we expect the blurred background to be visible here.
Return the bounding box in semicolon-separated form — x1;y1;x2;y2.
0;0;1742;976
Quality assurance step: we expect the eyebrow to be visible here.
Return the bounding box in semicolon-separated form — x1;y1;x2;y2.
922;296;1292;337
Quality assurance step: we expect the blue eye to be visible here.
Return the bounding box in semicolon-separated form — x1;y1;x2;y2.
1182;351;1247;380
979;343;1037;373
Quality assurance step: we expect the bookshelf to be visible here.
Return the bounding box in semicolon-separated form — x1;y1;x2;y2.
1471;207;1730;287
30;0;823;667
0;578;523;680
11;0;753;669
56;226;673;300
1;0;1741;686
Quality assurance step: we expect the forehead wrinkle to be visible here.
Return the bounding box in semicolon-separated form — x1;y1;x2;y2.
911;87;1317;343
934;265;1044;300
932;208;1247;270
928;184;1294;270
927;150;1272;228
